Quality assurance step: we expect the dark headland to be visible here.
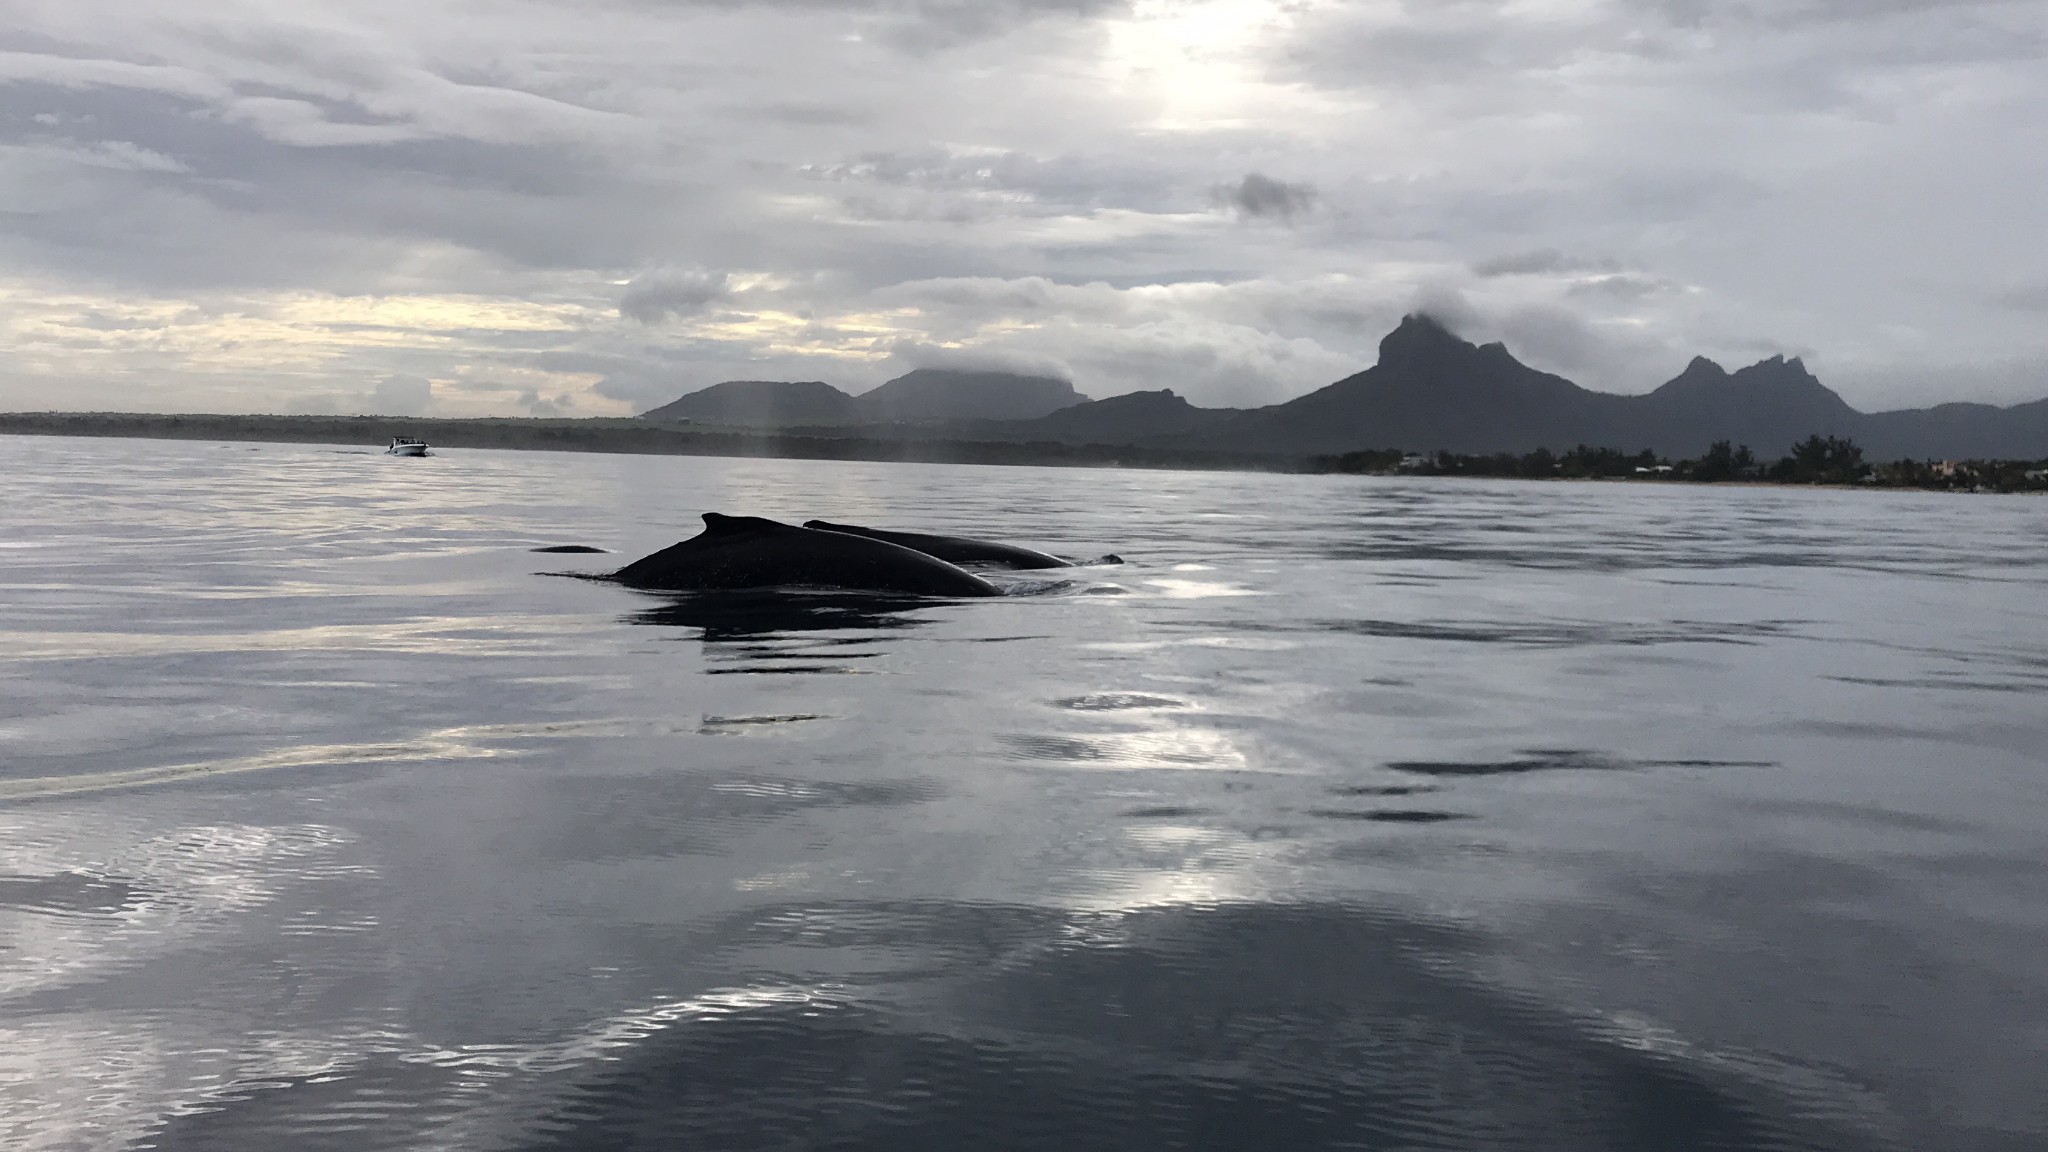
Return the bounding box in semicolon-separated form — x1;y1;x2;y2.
7;316;2045;489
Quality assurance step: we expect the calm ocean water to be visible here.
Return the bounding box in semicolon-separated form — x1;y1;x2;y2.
3;433;2046;1151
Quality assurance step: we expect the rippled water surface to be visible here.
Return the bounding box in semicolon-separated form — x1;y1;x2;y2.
4;434;2047;1151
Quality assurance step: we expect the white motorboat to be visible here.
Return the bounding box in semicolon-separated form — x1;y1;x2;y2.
386;437;429;457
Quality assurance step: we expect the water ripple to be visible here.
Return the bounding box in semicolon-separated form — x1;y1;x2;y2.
2;437;2042;1150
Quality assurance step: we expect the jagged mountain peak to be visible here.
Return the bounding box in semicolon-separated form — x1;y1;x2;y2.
1656;353;1838;403
1739;353;1815;377
1728;355;1831;391
1652;357;1731;398
1373;315;1547;382
1377;313;1475;362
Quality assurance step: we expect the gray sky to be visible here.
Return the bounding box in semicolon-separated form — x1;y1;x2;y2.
1;0;2043;417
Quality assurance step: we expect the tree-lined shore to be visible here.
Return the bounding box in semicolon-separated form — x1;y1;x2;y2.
1316;436;2048;492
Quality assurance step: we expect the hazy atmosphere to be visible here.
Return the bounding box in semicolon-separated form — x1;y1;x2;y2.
2;0;2045;416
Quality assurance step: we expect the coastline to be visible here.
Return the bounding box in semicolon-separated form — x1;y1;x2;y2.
3;411;2041;493
0;411;1297;474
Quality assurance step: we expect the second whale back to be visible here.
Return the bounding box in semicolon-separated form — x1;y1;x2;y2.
803;520;1073;570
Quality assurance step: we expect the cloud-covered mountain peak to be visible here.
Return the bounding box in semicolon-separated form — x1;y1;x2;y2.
1376;313;1481;365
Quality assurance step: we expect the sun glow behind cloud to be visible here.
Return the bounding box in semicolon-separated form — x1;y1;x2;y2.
1101;0;1338;131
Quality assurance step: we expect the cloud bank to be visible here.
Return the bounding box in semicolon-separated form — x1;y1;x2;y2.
0;0;2043;416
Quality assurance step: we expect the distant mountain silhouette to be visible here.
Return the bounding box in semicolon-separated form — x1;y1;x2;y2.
855;368;1085;423
1167;316;2048;458
642;380;855;426
642;316;2048;459
1194;315;1633;455
1000;389;1239;442
1858;397;2048;459
643;368;1085;427
1628;355;1861;454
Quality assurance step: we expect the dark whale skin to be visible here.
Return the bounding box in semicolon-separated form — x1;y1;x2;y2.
802;520;1073;570
611;514;1001;597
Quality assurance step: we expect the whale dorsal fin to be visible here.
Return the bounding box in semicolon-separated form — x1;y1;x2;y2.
700;512;792;536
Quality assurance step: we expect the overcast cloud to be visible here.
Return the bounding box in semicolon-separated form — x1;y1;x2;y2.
0;0;2042;416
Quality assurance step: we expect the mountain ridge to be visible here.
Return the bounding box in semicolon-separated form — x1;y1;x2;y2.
640;315;2048;459
642;368;1086;427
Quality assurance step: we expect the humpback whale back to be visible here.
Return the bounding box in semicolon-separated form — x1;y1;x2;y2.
802;520;1074;570
612;514;1002;597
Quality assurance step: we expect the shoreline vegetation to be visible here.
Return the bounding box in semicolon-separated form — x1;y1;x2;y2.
4;412;2045;493
1318;437;2048;493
